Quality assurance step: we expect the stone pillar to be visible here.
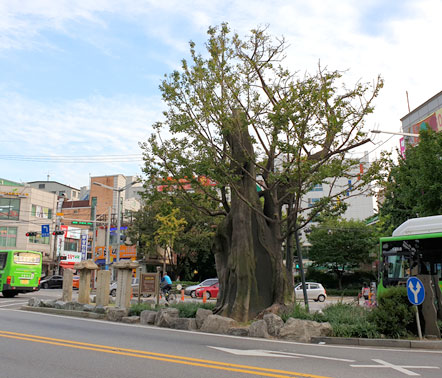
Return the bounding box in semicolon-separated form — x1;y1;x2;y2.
96;270;111;307
113;261;140;309
61;269;73;302
74;260;98;305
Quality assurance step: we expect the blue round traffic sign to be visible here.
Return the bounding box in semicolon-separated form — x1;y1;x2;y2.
406;277;425;305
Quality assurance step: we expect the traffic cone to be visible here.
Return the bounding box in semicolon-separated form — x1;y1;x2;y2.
203;290;207;303
181;289;184;301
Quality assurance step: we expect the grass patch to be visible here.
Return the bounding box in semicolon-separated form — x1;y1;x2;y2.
170;302;215;318
283;302;380;338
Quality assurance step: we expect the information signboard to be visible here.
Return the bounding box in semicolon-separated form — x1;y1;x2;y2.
140;272;159;296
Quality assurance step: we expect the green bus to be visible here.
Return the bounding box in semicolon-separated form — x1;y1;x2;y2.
379;216;442;293
0;250;42;298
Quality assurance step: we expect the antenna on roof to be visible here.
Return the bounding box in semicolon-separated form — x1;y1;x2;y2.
406;91;411;113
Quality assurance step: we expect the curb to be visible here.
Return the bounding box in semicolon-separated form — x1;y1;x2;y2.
311;336;442;350
21;306;106;320
21;306;442;350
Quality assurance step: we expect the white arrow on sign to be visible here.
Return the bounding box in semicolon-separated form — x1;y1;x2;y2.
209;346;355;362
408;280;422;304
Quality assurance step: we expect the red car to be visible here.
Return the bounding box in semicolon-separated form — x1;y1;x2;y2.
195;282;219;299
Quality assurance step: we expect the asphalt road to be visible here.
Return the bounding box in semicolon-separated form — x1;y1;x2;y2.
1;291;441;378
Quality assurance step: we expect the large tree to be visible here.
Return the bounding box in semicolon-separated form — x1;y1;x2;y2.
379;129;442;232
141;24;382;321
307;218;378;289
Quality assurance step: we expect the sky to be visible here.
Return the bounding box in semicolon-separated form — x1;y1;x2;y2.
1;0;441;189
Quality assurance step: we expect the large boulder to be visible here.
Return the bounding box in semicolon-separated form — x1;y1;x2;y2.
170;318;197;330
249;320;269;338
41;299;57;308
122;316;140;324
227;327;249;337
54;300;66;309
65;301;85;311
106;308;128;322
200;315;237;334
155;308;179;328
28;298;42;307
279;318;332;343
195;308;212;329
140;310;158;325
263;313;284;337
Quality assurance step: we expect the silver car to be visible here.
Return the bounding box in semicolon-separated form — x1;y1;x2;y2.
294;282;327;302
110;278;139;296
184;278;218;298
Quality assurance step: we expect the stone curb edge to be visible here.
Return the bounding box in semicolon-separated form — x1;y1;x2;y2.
21;306;106;320
311;336;442;350
20;306;442;350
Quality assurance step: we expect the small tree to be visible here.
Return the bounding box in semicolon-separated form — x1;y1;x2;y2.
307;218;377;289
154;207;187;273
379;129;442;232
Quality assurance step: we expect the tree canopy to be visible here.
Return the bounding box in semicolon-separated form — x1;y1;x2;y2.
140;24;383;321
379;130;442;233
307;218;378;289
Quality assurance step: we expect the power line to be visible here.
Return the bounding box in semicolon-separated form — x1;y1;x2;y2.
0;153;143;163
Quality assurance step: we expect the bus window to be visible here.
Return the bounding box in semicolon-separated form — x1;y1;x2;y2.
385;254;410;280
0;252;7;269
13;251;41;265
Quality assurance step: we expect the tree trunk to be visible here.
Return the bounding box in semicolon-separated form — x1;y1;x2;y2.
213;111;290;322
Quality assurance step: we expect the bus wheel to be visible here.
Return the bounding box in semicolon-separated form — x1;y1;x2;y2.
2;291;17;298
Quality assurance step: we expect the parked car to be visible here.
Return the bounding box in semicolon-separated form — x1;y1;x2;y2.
72;275;80;290
195;282;219;299
110;278;139;296
39;275;63;289
184;278;218;298
294;282;327;302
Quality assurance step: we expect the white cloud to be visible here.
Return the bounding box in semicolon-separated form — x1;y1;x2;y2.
1;0;441;181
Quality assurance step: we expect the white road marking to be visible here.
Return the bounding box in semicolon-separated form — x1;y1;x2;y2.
209;346;355;362
0;301;28;308
350;358;440;376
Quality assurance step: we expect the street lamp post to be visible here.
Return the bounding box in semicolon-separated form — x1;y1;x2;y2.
93;180;139;263
371;130;419;137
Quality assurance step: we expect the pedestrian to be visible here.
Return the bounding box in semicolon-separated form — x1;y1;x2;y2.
361;282;370;305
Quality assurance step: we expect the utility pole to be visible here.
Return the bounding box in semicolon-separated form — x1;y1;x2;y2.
116;192;121;263
105;207;111;270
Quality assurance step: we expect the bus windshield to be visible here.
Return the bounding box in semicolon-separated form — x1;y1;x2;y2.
13;251;41;265
381;237;442;286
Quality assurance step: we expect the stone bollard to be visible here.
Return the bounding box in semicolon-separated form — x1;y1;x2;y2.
113;261;140;309
74;260;98;305
96;270;111;307
61;269;73;302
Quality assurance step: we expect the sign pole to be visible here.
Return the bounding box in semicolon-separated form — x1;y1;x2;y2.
415;306;423;340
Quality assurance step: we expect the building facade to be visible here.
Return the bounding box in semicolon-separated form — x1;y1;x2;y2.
0;178;58;275
400;90;442;153
27;181;81;201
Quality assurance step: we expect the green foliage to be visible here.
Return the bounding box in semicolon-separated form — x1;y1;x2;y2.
305;266;376;291
307;218;378;288
283;302;380;338
379;130;442;232
128;303;159;316
325;288;360;297
169;302;215;318
368;286;415;338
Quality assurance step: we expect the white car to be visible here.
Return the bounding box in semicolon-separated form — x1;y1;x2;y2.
184;278;218;298
294;282;327;302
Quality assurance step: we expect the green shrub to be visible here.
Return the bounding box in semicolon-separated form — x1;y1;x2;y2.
283;302;380;339
368;286;415;338
128;303;159;316
322;303;379;338
170;302;215;318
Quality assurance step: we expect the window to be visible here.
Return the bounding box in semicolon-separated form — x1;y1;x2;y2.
29;234;50;245
0;226;17;247
310;184;323;192
38;184;45;189
31;204;52;219
0;198;20;220
308;198;320;207
309;284;319;289
0;252;7;269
